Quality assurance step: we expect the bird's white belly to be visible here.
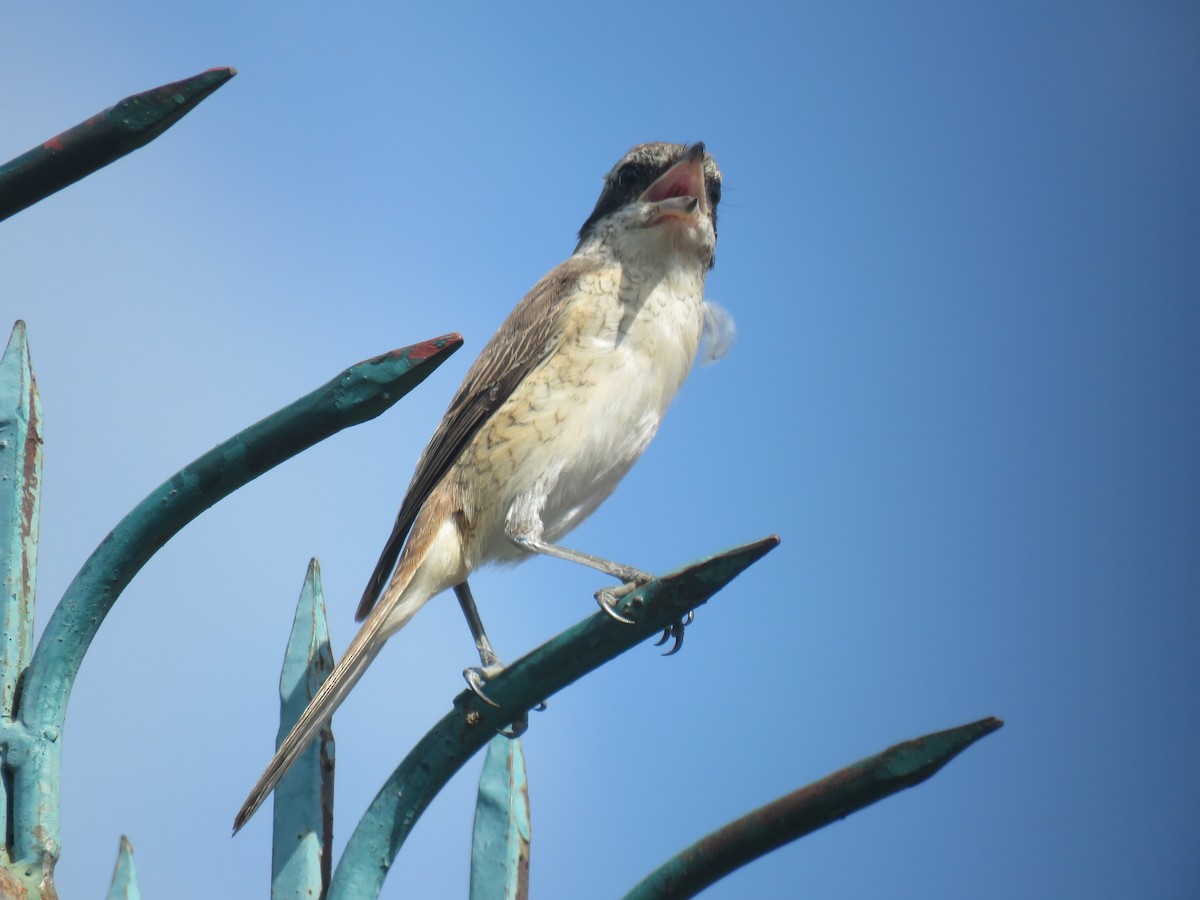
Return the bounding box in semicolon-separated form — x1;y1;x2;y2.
471;267;705;562
534;343;669;540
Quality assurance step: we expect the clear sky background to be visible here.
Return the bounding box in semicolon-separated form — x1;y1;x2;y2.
3;3;1198;898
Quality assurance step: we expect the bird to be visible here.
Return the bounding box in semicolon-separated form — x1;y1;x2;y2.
234;141;724;833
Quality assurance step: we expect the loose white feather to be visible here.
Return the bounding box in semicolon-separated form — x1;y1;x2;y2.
700;300;736;365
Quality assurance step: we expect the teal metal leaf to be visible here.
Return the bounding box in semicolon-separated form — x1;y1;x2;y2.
0;321;42;881
470;736;530;900
105;836;141;900
272;559;335;900
622;717;1004;899
0;321;41;722
0;68;236;222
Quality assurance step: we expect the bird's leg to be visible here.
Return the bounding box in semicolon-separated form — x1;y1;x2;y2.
455;581;531;737
456;580;502;672
507;532;655;624
509;533;652;583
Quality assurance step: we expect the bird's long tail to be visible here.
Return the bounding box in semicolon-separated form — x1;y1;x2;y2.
232;613;386;834
233;533;449;834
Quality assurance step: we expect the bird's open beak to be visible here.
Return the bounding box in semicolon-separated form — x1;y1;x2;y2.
639;142;708;223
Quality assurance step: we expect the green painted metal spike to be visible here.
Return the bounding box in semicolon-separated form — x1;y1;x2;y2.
272;559;335;900
8;333;461;870
0;67;236;222
328;535;779;900
0;321;43;878
463;535;780;720
470;736;530;900
104;836;141;900
0;321;41;721
622;716;1005;900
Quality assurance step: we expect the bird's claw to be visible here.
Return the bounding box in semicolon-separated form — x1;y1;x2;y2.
595;586;637;624
464;666;541;738
594;573;656;624
497;712;528;740
463;665;504;708
653;610;694;656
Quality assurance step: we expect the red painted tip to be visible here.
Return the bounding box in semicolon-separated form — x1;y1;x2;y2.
408;333;464;360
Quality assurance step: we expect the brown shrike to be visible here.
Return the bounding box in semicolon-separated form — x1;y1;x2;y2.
234;141;724;832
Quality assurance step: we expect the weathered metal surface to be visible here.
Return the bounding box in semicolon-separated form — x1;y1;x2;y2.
327;535;780;900
0;841;55;900
0;865;30;899
104;836;140;900
470;735;530;900
8;334;461;870
272;560;335;900
622;716;1004;900
0;323;44;891
0;68;236;222
0;322;41;721
0;324;41;707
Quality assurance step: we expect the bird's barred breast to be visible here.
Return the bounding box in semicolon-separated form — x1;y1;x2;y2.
459;262;706;562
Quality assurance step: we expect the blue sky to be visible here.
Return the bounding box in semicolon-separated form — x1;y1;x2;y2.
3;2;1198;897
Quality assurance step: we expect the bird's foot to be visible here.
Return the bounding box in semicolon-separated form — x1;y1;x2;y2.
463;664;544;739
653;610;695;656
595;571;656;624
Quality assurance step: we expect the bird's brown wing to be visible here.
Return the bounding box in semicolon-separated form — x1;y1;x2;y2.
355;255;599;621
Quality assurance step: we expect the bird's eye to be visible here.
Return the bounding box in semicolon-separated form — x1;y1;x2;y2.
615;164;640;190
709;181;722;206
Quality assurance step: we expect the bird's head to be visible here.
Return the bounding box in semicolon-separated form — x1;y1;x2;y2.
576;142;722;270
